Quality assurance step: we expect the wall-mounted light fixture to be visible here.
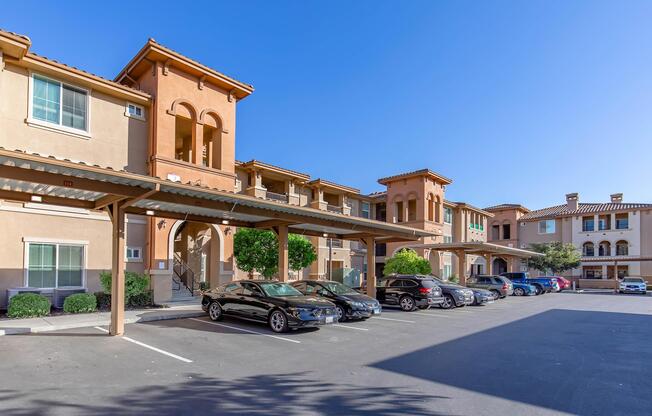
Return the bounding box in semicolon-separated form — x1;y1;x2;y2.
146;210;155;216
30;195;42;202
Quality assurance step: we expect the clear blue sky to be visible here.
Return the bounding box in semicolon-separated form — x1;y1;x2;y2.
3;1;651;209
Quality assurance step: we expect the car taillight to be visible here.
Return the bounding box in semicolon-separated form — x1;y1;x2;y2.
502;283;508;290
418;287;432;294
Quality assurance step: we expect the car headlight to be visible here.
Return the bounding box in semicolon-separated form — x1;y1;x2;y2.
287;307;310;318
348;301;365;309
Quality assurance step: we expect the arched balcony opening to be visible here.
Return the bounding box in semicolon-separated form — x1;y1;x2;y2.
174;115;193;163
427;194;434;222
583;242;595;257
434;195;442;223
201;111;223;170
616;240;629;256
598;241;611;257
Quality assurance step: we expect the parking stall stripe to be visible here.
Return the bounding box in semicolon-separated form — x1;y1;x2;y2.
188;318;301;344
93;327;193;363
332;324;369;331
372;316;415;323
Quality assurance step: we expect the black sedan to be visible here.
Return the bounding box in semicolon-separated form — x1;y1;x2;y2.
291;280;381;322
201;280;337;333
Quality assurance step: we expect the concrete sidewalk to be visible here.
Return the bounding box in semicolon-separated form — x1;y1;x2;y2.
0;303;204;335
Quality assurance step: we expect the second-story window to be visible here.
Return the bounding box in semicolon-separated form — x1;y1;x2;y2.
615;213;629;229
32;75;88;132
582;216;594;232
538;219;555;234
444;207;452;224
502;223;511;239
361;202;370;219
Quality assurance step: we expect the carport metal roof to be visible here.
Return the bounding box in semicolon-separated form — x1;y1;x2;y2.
0;148;436;242
405;242;543;258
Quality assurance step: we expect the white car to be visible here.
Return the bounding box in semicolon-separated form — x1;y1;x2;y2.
618;277;648;295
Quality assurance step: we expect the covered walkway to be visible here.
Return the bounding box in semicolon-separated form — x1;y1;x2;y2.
406;241;543;284
0;148;435;335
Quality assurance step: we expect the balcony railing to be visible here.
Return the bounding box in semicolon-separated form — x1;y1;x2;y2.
265;191;289;203
326;204;342;213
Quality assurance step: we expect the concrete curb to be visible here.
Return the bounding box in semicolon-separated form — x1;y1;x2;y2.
0;308;205;336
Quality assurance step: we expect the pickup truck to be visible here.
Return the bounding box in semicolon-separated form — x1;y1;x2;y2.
500;272;555;295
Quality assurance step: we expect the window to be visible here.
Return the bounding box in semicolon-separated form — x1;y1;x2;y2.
582;216;595;232
27;242;84;288
395;201;404;223
407;199;417;221
126;103;144;119
388;280;404;287
444;207;453;224
598;241;611;257
444;235;453;243
126;247;142;262
502;223;511;240
616;240;628;256
491;224;500;240
443;265;452;279
615;213;629;230
538;219;555;234
583;242;595;257
32;75;88;132
598;215;611;231
361;202;370;219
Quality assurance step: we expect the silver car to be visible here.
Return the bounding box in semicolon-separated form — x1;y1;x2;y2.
618;277;647;295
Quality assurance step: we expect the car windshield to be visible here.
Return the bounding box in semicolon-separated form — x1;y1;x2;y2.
320;281;358;295
623;278;644;283
259;283;303;297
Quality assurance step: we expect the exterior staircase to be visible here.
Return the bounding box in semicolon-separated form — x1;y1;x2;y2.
171;253;202;305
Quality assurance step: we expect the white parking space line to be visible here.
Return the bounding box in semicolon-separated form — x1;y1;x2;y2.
410;312;452;318
188;318;301;344
94;327;193;363
373;316;415;323
332;324;369;331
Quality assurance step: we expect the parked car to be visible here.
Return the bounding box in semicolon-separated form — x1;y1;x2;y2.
618;277;648;295
201;280;338;333
372;275;445;311
465;275;513;298
543;276;571;292
430;276;475;309
469;287;495;306
290;280;381;321
511;281;537;296
500;272;555;295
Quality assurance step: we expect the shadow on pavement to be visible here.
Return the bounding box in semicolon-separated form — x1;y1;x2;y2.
1;372;448;416
371;309;652;416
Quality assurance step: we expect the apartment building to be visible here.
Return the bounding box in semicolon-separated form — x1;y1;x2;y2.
486;193;652;283
0;29;502;307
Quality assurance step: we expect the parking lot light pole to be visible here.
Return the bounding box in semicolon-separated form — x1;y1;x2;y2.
365;237;376;299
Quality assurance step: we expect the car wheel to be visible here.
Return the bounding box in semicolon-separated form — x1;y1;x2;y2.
513;287;525;296
335;305;347;322
399;295;415;312
441;294;455;309
490;289;501;299
534;285;543;295
269;310;289;333
208;301;224;321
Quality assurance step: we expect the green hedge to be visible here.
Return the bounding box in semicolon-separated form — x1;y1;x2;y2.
63;293;97;314
94;290;153;309
8;293;51;318
99;271;150;304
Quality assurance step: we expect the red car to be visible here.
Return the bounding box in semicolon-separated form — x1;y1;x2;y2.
543;276;571;291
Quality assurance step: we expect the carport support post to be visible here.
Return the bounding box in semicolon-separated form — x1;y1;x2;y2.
456;250;467;285
109;201;126;336
365;237;376;298
484;254;492;275
277;224;289;282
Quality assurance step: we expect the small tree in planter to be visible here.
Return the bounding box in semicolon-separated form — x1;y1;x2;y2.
288;234;317;276
383;248;432;276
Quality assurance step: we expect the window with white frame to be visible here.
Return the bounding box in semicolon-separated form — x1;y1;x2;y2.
361;201;370;219
31;74;89;132
126;247;142;262
27;242;84;288
126;103;144;119
444;235;453;243
444;207;453;224
538;219;555;234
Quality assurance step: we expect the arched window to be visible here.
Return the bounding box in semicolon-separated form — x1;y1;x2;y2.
598;241;611;257
583;242;595;257
434;196;441;223
172;100;198;164
427;194;434;222
200;110;223;169
616;240;628;256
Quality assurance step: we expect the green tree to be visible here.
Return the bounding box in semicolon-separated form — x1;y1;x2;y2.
233;229;318;278
233;228;278;278
288;234;317;272
527;242;581;274
383;248;432;275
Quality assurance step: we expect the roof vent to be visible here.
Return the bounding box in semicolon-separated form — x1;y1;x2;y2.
610;193;623;203
566;193;579;211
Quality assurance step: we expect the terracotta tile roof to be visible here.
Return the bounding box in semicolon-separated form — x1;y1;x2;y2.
484;203;530;212
520;202;652;221
377;168;452;185
0;28;31;42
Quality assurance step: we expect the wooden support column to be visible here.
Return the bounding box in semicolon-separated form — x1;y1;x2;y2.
457;250;468;285
109;201;126;336
484;254;493;275
365;237;376;299
277;224;289;282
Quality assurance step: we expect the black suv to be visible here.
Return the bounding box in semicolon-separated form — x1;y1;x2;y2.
375;275;445;311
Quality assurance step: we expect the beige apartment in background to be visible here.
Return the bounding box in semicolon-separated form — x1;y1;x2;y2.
486;193;652;285
0;28;545;308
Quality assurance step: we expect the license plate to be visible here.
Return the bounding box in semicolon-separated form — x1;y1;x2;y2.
325;316;334;324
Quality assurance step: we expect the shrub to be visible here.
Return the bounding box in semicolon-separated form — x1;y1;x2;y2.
63;293;97;314
95;291;111;309
8;293;51;318
448;274;460;284
93;290;153;309
99;271;150;303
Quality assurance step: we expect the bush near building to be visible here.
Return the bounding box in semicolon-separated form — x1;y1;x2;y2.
7;293;51;318
99;271;150;305
63;293;97;314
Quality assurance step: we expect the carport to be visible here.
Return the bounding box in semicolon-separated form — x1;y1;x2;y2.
0;148;435;335
406;242;543;284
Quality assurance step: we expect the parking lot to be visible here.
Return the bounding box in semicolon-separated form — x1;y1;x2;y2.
2;292;651;416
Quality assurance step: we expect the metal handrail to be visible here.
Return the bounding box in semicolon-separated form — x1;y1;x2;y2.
173;253;198;295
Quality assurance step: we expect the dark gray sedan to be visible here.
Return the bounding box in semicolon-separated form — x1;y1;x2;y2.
466;275;513;298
